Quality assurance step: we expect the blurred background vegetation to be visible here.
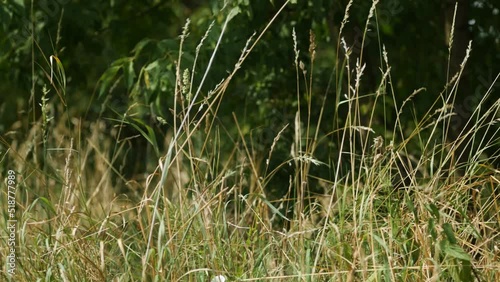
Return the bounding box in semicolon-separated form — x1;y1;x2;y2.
1;0;498;191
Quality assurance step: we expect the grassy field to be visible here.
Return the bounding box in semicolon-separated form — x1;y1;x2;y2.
1;2;499;281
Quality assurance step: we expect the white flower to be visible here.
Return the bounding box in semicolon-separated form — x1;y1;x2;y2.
211;275;227;282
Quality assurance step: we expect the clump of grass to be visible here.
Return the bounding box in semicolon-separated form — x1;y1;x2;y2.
1;1;499;281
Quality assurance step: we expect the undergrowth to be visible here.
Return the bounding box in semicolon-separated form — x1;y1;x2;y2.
1;1;499;281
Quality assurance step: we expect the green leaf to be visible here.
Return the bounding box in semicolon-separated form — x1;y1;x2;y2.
145;60;160;72
255;193;289;221
124;60;136;90
442;223;457;244
13;0;25;7
428;218;437;240
160;71;175;92
128;118;160;157
132;38;152;57
98;65;121;99
444;243;471;262
227;6;241;22
426;203;440;220
144;60;160;91
56;57;66;94
33;197;57;215
0;5;13;31
459;262;473;282
50;55;66;96
372;234;389;254
157;39;179;54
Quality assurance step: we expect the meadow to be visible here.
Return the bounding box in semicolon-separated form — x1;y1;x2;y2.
1;1;499;281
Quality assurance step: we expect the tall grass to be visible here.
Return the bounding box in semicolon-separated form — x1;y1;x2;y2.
1;0;499;281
